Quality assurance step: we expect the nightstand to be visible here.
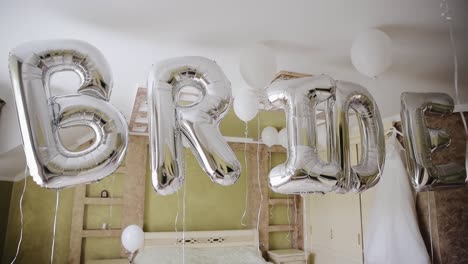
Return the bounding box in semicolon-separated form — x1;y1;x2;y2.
267;249;307;264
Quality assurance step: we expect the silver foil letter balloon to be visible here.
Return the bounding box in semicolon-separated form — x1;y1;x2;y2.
148;56;241;195
331;81;385;192
400;92;466;191
266;75;339;194
9;39;129;189
266;75;385;194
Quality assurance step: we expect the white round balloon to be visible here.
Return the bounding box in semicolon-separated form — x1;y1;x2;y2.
278;128;288;149
351;29;392;78
233;92;259;122
121;225;144;253
240;44;277;90
261;126;278;147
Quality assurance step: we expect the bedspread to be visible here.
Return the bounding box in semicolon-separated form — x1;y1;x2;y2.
134;246;269;264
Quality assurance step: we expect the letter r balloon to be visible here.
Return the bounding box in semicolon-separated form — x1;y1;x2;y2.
148;56;241;195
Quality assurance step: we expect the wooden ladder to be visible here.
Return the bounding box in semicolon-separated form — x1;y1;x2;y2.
228;143;304;257
68;136;148;264
266;145;304;250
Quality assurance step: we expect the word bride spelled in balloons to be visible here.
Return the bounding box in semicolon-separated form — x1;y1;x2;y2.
6;39;467;194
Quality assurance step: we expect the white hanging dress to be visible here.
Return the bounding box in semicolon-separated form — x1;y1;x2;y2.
364;132;430;264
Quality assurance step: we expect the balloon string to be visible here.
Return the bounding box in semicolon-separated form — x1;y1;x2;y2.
51;190;60;264
175;187;180;233
443;0;459;104
182;168;187;264
240;121;249;227
374;102;384;181
294;196;298;226
286;194;291;243
359;193;365;263
10;167;28;264
108;172;117;233
255;118;264;252
427;192;434;264
444;0;468;167
443;16;467;264
174;187;182;262
302;194;308;261
268;151;274;221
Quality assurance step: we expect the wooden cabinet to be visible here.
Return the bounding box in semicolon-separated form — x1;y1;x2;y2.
308;193;363;264
306;142;364;264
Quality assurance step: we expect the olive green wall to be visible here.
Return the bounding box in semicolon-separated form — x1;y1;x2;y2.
220;110;286;140
1;178;74;264
0;181;13;260
1;109;288;263
144;149;249;232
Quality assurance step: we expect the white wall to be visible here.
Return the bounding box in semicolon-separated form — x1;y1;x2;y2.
0;86;22;154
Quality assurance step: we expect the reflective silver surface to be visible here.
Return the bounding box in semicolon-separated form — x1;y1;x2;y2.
9;39;128;189
333;81;385;193
148;56;241;195
266;75;385;194
0;98;5;115
400;92;466;191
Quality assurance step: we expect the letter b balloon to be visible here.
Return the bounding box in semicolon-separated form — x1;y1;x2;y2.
9;39;128;189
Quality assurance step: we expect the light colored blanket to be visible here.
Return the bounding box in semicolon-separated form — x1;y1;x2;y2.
134;246;269;264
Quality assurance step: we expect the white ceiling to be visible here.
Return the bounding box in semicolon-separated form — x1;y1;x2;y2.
0;0;467;155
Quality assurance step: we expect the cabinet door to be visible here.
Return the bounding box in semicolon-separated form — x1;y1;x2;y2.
330;143;363;260
330;192;363;261
308;151;333;251
308;194;333;251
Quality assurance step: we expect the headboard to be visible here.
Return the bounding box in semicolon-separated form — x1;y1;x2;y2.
143;229;259;249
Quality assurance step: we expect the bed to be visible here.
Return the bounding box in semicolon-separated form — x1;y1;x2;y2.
133;229;272;264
